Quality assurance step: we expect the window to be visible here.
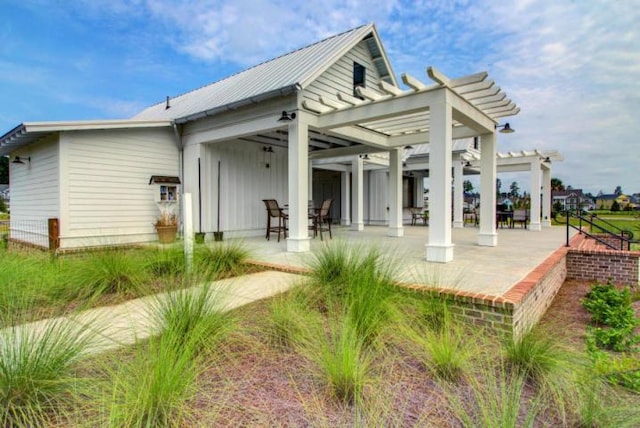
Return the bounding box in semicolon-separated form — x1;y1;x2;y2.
353;62;366;97
160;185;177;201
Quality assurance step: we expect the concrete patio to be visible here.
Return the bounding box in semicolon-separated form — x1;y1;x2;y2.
244;224;573;297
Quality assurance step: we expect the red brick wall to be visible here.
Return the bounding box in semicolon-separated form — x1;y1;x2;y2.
566;249;640;286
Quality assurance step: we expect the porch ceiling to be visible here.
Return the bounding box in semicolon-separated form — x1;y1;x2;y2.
302;66;519;145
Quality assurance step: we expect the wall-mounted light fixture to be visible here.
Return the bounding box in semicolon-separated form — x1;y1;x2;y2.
464;161;472;167
495;123;515;133
263;146;274;168
11;156;30;165
278;111;296;122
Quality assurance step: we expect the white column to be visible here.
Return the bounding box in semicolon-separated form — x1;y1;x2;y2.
351;155;364;231
414;173;424;208
308;160;313;203
529;158;542;231
341;170;351;226
286;112;311;252
453;159;464;228
182;193;194;272
426;93;454;262
388;148;403;237
541;165;551;227
478;132;497;246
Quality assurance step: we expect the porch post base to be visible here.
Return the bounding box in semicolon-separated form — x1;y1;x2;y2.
351;222;364;231
387;227;404;237
477;233;498;247
287;237;311;253
425;243;454;263
341;218;351;226
541;219;551;228
529;222;542;231
453;220;464;228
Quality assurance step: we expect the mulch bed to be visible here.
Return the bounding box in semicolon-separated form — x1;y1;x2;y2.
183;278;630;427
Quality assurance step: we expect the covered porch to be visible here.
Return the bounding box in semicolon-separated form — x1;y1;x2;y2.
246;223;569;297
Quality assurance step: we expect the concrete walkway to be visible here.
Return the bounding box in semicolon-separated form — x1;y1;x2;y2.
1;271;302;355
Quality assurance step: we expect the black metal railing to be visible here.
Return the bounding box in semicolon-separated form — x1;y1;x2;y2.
562;210;636;250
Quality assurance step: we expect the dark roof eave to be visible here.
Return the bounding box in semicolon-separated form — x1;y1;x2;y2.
173;84;301;124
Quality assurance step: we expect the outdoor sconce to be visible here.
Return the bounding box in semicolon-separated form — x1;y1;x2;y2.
495;123;515;133
277;111;296;122
11;156;30;165
464;161;472;167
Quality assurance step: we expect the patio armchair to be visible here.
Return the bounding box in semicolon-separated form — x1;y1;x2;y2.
312;198;333;240
262;199;288;242
410;207;427;225
512;209;528;229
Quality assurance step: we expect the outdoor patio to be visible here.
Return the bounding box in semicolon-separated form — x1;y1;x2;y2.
242;224;573;297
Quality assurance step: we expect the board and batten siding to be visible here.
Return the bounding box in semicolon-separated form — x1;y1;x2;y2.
60;127;178;248
9;136;60;247
303;40;386;104
200;140;288;237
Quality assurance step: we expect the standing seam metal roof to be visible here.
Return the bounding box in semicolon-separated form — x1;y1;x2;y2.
133;24;385;122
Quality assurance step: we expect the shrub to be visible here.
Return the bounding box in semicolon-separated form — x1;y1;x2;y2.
583;282;638;351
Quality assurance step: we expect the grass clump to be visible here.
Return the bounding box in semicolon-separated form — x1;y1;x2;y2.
447;362;540;428
144;246;186;278
102;274;235;427
300;312;371;405
0;316;92;426
195;241;250;279
503;327;574;382
61;249;149;299
402;297;473;382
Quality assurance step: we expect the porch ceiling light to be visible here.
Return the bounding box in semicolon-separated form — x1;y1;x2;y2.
278;111;296;122
496;123;515;134
11;156;30;165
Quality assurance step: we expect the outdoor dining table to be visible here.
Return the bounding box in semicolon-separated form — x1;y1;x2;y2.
496;211;513;228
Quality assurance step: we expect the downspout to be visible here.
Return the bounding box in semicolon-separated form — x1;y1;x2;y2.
172;122;184;231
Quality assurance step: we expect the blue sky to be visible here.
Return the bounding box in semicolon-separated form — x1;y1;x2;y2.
1;0;639;195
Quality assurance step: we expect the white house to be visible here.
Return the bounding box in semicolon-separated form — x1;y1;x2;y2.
0;23;522;262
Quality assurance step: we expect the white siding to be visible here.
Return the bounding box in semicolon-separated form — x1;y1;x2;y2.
9;136;60;247
199;140;288;237
61;128;178;248
303;40;386;103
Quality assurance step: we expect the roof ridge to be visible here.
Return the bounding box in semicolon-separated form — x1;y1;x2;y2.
139;23;372;112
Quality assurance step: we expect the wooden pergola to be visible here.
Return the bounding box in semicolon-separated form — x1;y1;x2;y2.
283;66;519;262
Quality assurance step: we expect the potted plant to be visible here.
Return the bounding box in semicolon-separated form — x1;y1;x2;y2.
155;201;178;244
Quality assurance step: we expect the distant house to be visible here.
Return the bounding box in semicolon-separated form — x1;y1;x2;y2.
595;193;630;210
552;189;593;211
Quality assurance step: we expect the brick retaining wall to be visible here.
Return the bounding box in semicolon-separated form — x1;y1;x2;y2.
566;247;640;286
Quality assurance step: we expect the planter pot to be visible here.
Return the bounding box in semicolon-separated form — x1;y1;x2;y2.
156;225;178;244
213;231;224;242
195;232;206;244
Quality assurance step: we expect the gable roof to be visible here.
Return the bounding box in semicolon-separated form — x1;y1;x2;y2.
133;23;395;123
